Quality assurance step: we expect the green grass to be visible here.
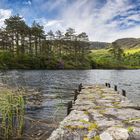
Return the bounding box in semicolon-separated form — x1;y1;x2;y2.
127;127;134;133
90;49;109;55
90;47;140;56
88;48;140;69
124;48;140;54
0;88;25;139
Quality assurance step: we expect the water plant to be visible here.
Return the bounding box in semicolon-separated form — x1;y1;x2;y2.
0;88;25;139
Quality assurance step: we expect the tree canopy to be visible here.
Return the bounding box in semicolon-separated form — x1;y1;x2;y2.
0;15;90;69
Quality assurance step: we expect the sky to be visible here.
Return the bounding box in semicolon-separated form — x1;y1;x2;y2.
0;0;140;42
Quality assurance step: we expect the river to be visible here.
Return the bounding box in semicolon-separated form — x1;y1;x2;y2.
0;70;140;137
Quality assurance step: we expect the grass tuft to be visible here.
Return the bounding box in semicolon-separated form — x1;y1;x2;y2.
0;88;25;139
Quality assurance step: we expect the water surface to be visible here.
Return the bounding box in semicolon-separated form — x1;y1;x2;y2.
0;70;140;135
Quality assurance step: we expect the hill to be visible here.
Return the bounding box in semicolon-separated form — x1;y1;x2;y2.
89;38;140;50
89;41;110;49
88;38;140;69
115;38;140;49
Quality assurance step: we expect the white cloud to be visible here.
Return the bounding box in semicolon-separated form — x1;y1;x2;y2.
36;18;64;33
44;0;66;11
45;20;63;27
5;0;139;42
0;9;12;27
23;0;32;6
38;0;140;42
59;0;140;42
33;0;67;12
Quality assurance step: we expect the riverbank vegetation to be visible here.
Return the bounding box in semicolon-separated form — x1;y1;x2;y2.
0;87;25;139
89;45;140;69
0;15;90;70
0;15;140;70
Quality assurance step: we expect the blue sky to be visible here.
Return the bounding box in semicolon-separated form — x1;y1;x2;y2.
0;0;140;42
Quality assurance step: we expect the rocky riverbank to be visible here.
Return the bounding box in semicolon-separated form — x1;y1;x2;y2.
48;84;140;140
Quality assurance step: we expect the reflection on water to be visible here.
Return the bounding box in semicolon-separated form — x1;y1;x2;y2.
0;70;140;121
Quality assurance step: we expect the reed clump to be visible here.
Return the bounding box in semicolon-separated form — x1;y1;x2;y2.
0;87;25;139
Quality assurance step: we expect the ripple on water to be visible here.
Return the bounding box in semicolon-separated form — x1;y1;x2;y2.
0;69;140;138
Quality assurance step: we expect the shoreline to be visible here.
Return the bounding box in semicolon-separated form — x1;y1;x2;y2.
0;68;140;71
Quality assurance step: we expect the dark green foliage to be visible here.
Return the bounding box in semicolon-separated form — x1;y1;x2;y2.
109;42;124;61
89;48;140;69
0;15;90;69
1;15;139;70
123;52;140;68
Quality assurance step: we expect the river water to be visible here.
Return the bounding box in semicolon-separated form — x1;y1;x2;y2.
0;70;140;136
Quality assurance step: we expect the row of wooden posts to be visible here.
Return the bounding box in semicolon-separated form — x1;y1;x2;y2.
67;83;82;115
105;83;126;97
67;83;127;115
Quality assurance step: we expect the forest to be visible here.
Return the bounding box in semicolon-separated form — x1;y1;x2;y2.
0;15;140;70
0;15;90;69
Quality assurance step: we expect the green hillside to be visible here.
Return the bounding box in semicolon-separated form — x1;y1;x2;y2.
89;47;140;69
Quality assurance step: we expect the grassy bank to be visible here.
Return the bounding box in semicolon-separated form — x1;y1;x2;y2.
0;48;140;70
88;48;140;69
0;51;91;70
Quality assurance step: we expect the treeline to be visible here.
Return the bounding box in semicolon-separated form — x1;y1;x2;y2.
0;15;90;69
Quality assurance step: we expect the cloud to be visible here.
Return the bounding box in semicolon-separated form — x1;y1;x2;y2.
37;0;140;42
1;0;140;42
41;0;66;11
56;0;140;42
32;0;67;13
0;9;12;27
23;0;32;6
36;18;64;33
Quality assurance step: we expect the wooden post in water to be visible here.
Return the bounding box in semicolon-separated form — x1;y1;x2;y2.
106;83;111;88
122;90;126;97
67;101;72;115
108;83;111;88
74;89;79;101
114;85;117;91
78;83;83;92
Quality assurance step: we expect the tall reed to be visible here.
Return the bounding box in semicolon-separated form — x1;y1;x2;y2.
0;88;25;139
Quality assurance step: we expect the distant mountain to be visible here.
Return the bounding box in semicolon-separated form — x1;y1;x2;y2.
114;38;140;49
89;38;140;50
89;41;110;49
